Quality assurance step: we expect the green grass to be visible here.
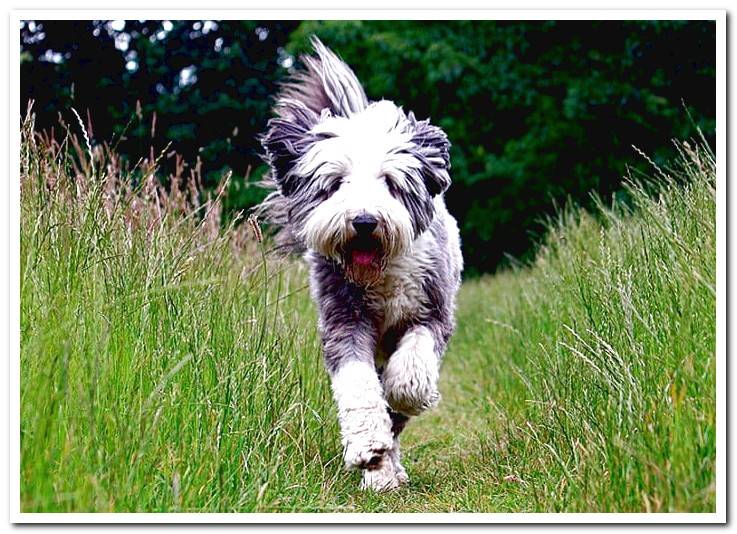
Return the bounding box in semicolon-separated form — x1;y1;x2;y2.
20;113;716;513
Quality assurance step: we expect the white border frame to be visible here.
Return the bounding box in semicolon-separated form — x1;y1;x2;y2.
7;8;727;525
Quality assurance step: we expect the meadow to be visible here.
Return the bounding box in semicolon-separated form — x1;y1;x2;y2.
20;112;716;513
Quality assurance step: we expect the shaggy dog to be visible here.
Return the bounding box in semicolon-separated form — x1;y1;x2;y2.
258;37;463;491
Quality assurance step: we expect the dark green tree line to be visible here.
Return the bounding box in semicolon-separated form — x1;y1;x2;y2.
20;20;716;273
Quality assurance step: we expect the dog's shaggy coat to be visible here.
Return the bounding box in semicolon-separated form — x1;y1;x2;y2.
258;37;462;491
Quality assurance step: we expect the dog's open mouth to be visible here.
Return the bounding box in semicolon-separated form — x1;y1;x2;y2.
350;248;380;267
345;237;384;285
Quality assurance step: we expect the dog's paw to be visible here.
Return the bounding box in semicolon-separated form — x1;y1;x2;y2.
388;448;410;485
383;330;441;416
386;382;441;416
343;428;393;471
359;457;403;492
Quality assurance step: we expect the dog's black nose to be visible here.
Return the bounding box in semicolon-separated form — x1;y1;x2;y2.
352;214;378;235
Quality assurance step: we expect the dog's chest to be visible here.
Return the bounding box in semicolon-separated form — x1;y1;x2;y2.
367;234;434;334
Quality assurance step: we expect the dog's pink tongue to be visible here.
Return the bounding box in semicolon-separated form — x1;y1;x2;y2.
352;250;377;266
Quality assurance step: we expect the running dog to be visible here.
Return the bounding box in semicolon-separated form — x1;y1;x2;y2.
258;37;462;491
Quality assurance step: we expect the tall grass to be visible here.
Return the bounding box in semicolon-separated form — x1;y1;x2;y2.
449;138;716;512
19;106;716;513
20;110;345;512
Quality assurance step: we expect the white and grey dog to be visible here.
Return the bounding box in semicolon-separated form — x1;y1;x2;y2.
258;37;462;491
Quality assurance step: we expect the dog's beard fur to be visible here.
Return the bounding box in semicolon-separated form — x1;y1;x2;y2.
344;249;385;286
299;208;407;286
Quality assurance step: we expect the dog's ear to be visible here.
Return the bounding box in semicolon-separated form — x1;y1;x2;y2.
261;101;321;196
280;36;368;118
409;113;452;196
263;37;368;195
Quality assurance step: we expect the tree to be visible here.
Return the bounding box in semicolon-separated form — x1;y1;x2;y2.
21;20;299;211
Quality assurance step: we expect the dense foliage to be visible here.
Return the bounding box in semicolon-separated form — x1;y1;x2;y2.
20;19;715;273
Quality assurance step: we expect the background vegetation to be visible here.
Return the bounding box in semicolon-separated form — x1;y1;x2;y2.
20;19;716;273
20;107;715;511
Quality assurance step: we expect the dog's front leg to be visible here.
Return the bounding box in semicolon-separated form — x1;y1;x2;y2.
378;325;443;487
329;358;393;472
322;325;399;490
383;325;443;417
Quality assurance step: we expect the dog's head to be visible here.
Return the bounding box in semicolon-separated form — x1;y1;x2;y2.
261;37;451;285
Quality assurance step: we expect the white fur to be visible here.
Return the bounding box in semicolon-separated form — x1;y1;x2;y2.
331;361;410;490
329;360;394;470
387;436;409;484
297;102;422;262
358;433;409;491
368;230;436;335
360;455;404;491
383;326;440;416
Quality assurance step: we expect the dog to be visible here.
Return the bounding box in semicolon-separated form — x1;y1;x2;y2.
257;37;462;491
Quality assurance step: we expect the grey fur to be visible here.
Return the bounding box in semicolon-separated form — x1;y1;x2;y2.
256;37;463;490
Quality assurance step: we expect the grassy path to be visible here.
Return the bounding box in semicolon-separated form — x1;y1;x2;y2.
334;281;558;513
